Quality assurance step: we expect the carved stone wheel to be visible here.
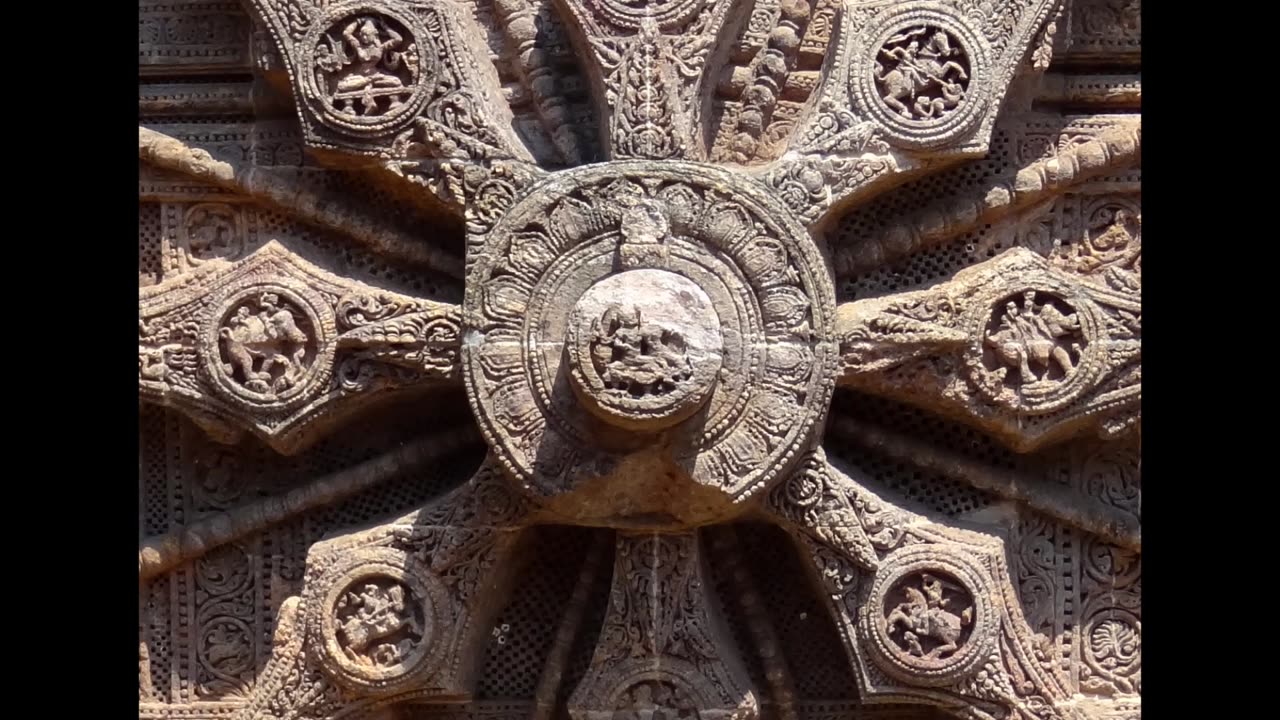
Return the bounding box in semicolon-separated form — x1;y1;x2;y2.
138;1;1140;719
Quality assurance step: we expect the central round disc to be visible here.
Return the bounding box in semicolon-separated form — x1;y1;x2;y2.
461;160;839;518
566;269;724;432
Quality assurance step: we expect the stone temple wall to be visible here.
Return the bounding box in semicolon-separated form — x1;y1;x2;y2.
138;1;1139;718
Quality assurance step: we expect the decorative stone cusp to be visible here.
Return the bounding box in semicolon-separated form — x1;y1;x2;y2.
566;269;724;432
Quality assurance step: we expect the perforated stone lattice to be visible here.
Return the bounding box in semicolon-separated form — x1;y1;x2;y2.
475;526;598;700
702;528;771;697
555;530;616;709
834;392;1020;473
140;203;164;286
834;129;1014;249
826;396;999;519
739;523;860;700
254;209;461;303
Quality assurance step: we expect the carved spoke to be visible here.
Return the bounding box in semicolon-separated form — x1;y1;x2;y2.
765;449;1076;719
139;242;465;453
240;0;543;210
230;456;537;719
761;0;1074;227
834;242;1140;452
551;0;746;161
567;532;759;719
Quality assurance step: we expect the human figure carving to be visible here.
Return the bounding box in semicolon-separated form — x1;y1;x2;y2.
336;582;422;667
590;305;693;396
885;573;973;660
317;16;414;116
876;28;970;119
984;292;1082;384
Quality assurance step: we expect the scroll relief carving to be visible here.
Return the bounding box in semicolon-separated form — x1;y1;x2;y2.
545;0;748;161
139;242;462;452
567;533;758;720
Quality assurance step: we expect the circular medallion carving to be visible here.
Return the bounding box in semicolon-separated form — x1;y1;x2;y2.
181;204;244;264
566;269;724;432
462;161;837;513
203;284;335;410
864;546;994;685
1082;609;1141;687
853;5;990;149
965;283;1106;414
314;548;449;691
305;6;435;135
198;617;255;680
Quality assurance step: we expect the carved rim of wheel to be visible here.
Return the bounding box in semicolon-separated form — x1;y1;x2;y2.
852;3;992;150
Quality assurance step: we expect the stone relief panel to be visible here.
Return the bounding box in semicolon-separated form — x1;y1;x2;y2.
139;0;1140;718
140;1;253;74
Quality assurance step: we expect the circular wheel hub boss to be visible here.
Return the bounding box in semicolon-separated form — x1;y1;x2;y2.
463;162;838;527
